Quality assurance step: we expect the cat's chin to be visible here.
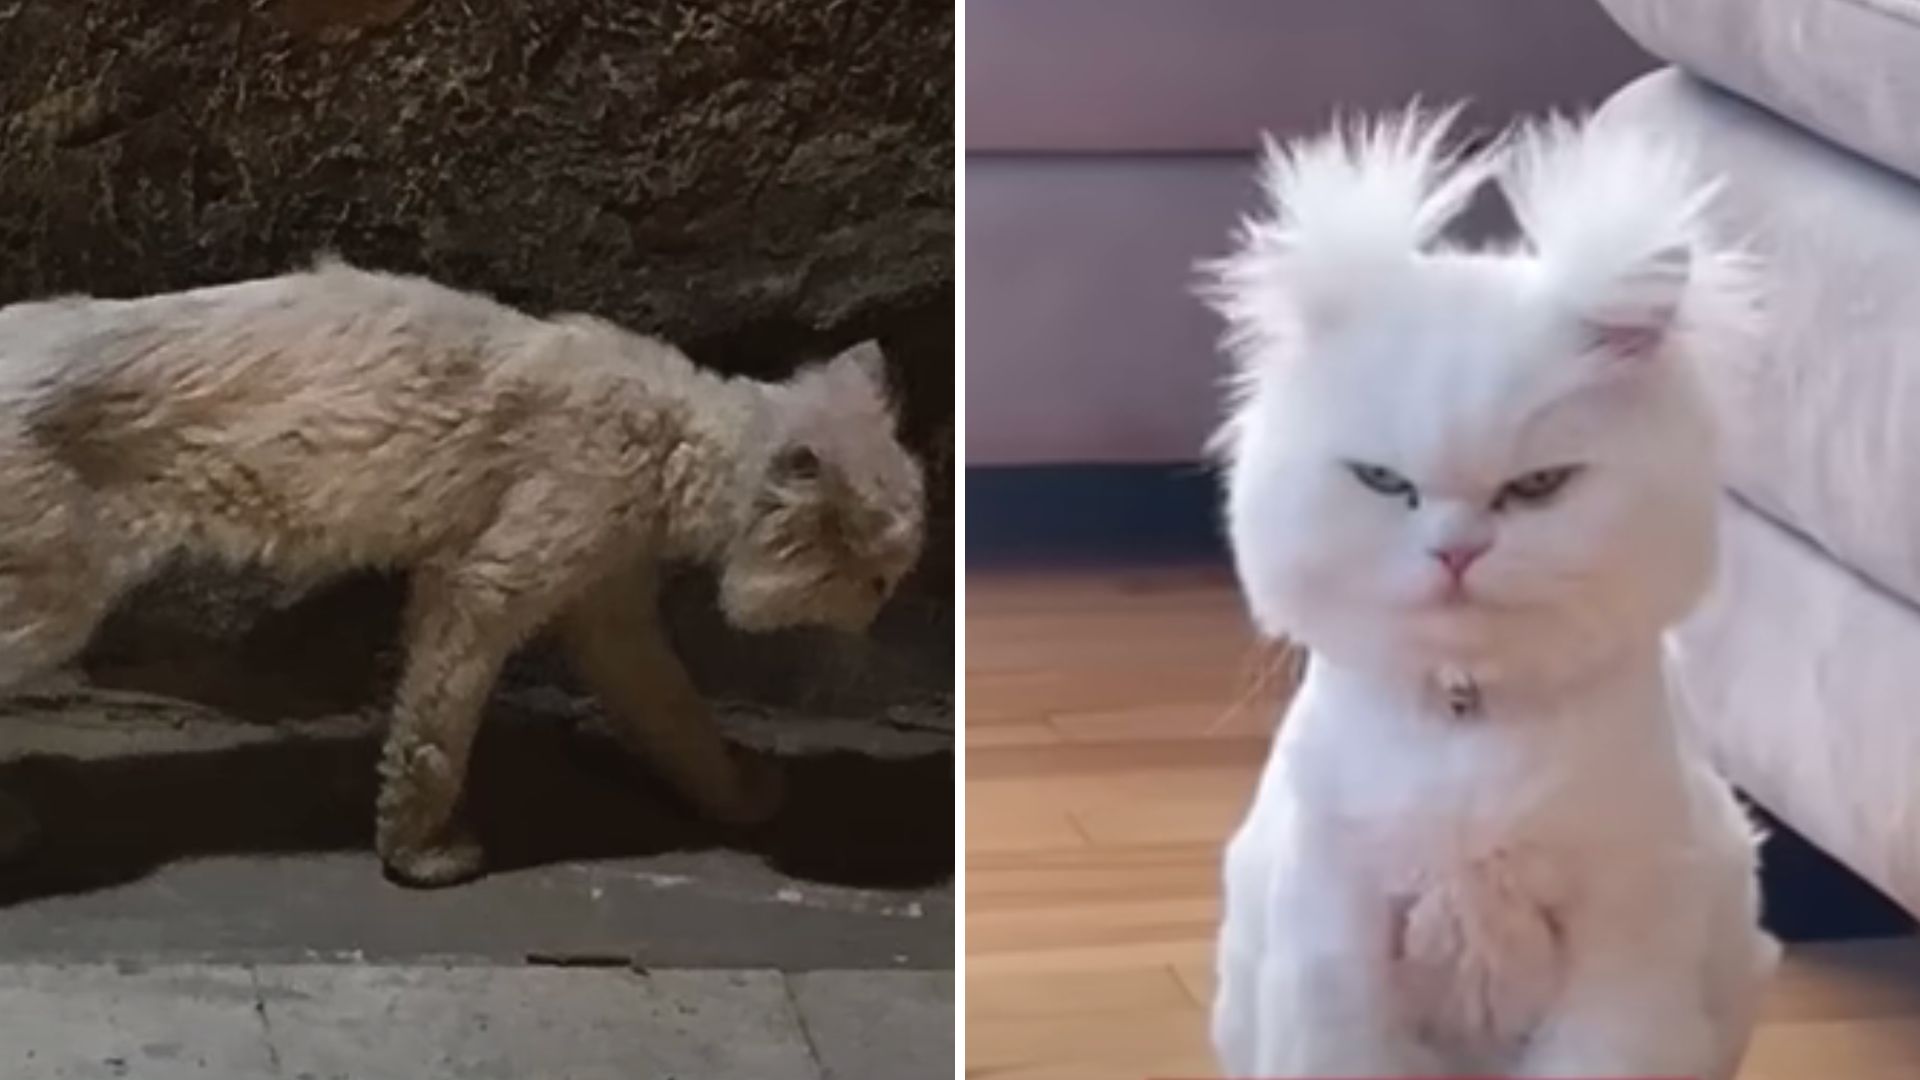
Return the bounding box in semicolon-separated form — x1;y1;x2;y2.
1360;606;1548;682
1297;619;1497;682
1369;617;1640;694
1400;601;1501;641
1285;595;1616;685
1412;593;1491;615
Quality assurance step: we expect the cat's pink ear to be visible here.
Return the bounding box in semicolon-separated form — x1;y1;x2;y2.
1500;117;1738;367
1581;243;1689;363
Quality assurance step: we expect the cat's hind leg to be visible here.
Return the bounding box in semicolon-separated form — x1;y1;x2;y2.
0;539;124;864
0;541;119;687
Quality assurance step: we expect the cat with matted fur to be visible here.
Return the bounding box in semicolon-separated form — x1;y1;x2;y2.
0;258;924;886
1203;108;1775;1078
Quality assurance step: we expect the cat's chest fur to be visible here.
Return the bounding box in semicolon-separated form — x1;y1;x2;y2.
1270;670;1675;1056
1338;745;1575;1054
1372;814;1569;1056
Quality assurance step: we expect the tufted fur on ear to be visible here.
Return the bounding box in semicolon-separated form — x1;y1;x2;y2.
762;339;909;500
1501;115;1762;366
1197;104;1501;460
776;341;894;437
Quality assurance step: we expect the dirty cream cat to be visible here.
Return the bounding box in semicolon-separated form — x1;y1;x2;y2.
0;258;924;886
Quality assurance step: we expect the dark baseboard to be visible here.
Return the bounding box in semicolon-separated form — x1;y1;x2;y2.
1747;800;1916;941
966;463;1226;567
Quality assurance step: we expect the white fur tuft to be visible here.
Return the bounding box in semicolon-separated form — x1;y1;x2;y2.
1502;115;1762;359
1199;104;1498;460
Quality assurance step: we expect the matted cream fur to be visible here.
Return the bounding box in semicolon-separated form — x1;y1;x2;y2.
0;257;924;886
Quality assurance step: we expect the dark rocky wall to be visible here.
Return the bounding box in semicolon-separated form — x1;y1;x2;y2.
0;0;951;352
0;0;953;709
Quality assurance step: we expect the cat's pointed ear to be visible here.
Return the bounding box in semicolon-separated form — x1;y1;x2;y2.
768;340;897;466
825;340;889;393
786;340;895;422
1503;114;1759;365
1199;104;1496;356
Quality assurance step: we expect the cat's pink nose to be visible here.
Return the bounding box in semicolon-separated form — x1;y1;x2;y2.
1431;542;1491;578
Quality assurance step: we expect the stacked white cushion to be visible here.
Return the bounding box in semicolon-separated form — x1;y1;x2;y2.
1602;0;1920;181
1604;70;1920;609
1601;68;1920;915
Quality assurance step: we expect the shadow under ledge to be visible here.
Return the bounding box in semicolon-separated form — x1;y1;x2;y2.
0;698;952;970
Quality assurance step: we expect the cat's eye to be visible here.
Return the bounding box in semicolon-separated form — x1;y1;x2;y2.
1346;461;1418;507
870;574;890;596
774;446;822;481
1494;465;1583;511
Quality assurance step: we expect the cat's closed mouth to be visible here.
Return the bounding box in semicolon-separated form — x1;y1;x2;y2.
1420;589;1483;611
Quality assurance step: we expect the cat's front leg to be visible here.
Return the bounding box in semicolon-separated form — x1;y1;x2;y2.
375;566;521;888
1218;834;1440;1078
1234;950;1444;1079
558;558;782;827
1517;951;1722;1079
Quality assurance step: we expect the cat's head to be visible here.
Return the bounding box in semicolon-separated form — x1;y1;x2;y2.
1201;108;1760;686
719;341;925;634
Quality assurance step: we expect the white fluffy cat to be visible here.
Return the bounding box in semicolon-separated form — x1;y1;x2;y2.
1201;107;1778;1078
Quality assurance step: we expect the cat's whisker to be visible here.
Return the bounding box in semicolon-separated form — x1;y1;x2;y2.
1209;637;1306;735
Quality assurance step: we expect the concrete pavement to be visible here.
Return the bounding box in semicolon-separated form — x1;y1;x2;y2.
0;679;954;1079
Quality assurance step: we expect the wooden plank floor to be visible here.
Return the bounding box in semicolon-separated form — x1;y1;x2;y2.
965;564;1920;1079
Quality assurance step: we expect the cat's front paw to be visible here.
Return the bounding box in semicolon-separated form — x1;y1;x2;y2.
379;829;487;889
700;749;787;828
375;732;486;886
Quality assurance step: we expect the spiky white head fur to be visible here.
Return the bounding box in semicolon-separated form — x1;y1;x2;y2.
1203;108;1760;689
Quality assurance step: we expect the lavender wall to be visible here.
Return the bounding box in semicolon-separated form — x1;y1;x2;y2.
966;0;1657;466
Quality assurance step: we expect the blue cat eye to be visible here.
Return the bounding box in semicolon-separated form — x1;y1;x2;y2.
1345;461;1419;508
1493;465;1583;511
